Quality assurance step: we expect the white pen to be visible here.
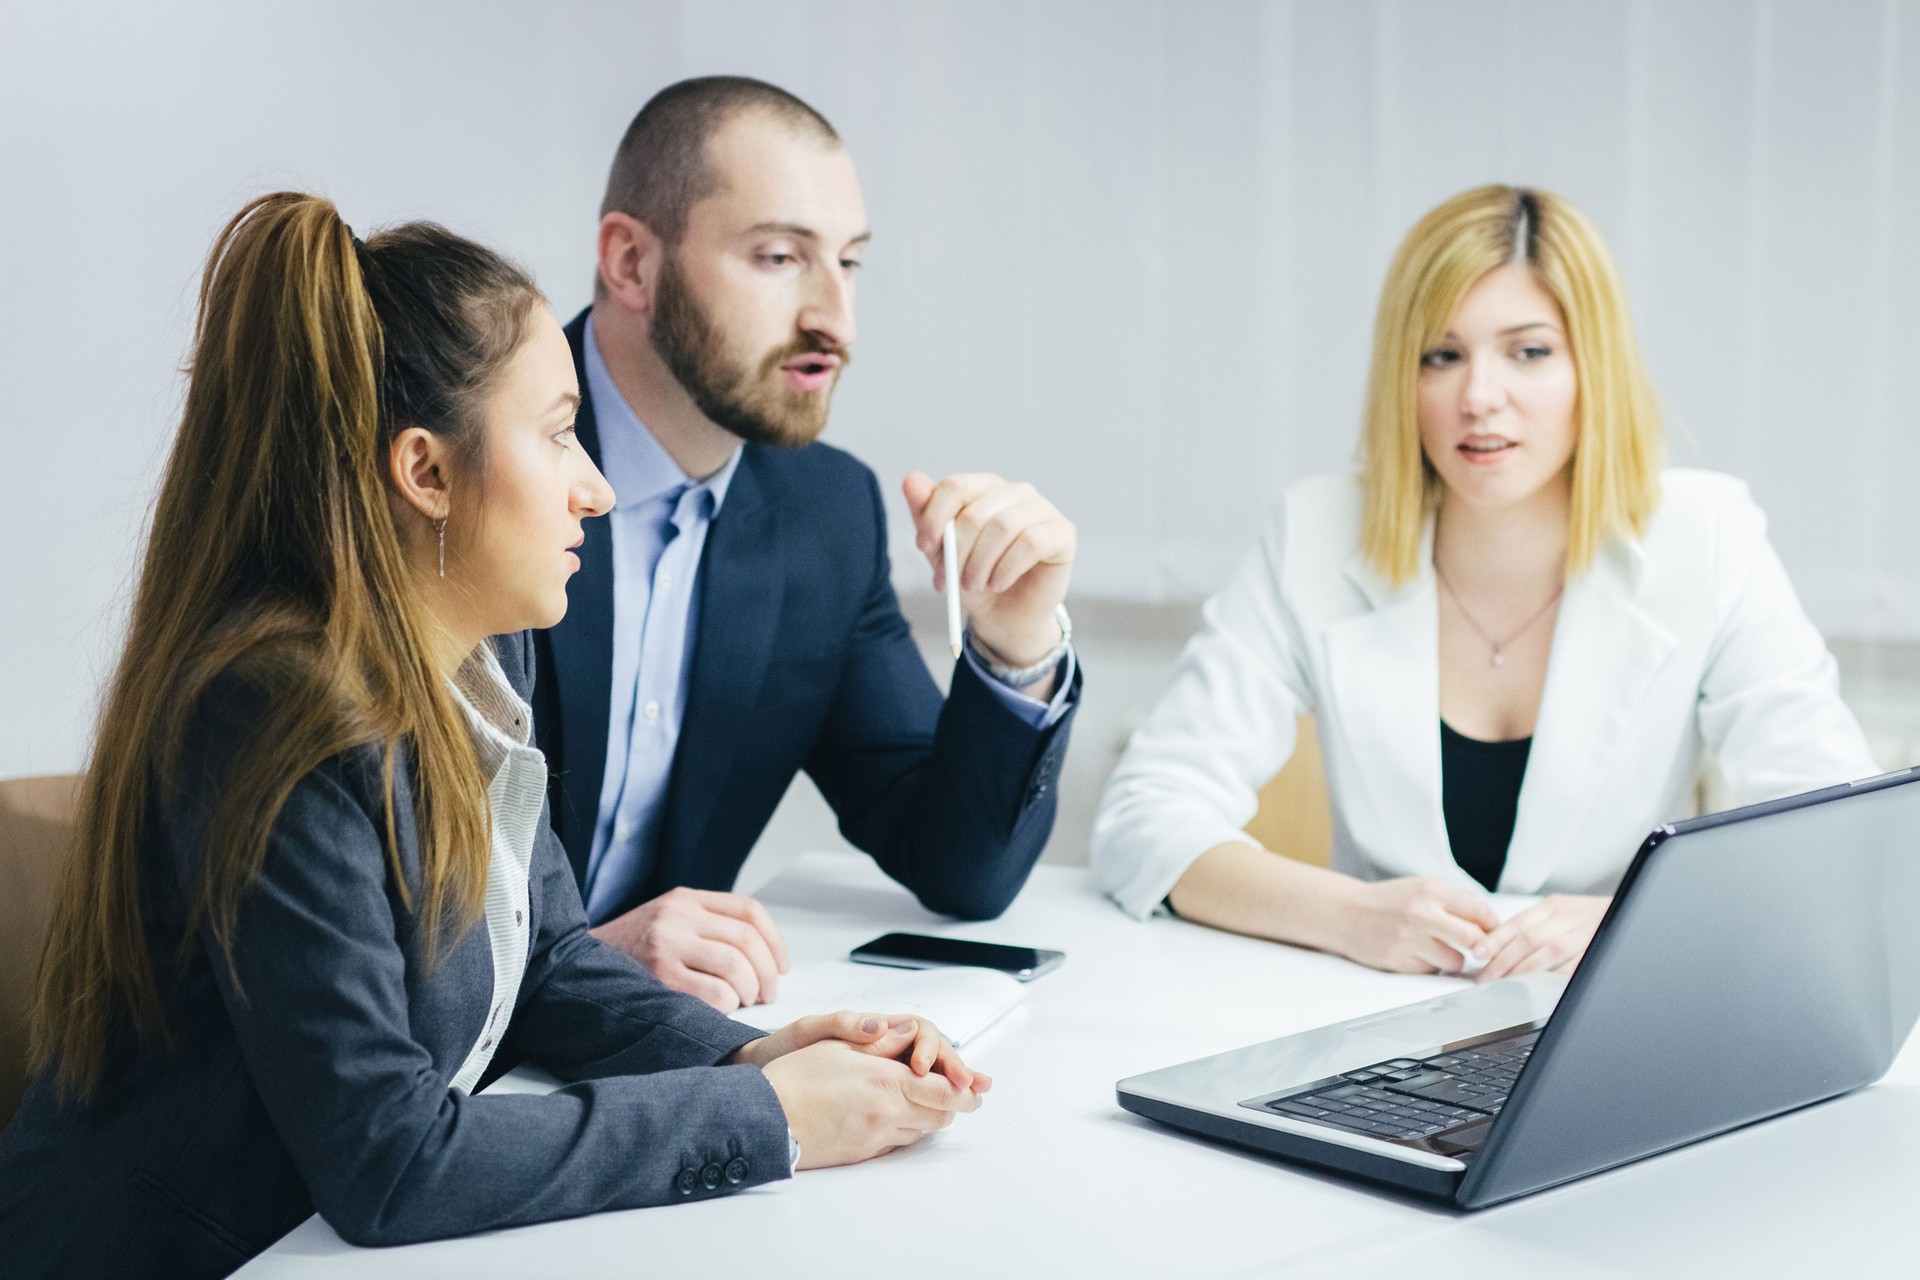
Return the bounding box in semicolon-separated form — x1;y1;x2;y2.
943;518;963;658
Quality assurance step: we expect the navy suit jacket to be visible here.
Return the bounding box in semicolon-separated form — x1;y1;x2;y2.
533;311;1078;921
0;634;789;1280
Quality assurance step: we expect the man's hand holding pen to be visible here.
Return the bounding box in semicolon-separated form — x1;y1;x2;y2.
902;471;1077;702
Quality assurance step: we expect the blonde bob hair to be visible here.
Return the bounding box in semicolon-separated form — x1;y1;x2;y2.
1359;184;1664;587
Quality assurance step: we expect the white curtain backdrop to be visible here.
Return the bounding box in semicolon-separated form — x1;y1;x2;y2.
3;0;1917;777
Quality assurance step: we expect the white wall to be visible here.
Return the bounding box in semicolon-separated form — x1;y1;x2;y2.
3;0;1918;778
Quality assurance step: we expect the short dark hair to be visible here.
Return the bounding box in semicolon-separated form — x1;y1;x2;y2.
600;76;840;244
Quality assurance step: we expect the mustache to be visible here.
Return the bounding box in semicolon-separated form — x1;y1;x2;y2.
759;333;851;376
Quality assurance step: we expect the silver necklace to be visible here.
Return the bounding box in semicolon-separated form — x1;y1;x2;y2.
1434;562;1564;668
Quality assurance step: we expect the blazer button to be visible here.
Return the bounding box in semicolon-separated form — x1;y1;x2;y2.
724;1157;749;1184
701;1163;724;1191
675;1168;699;1196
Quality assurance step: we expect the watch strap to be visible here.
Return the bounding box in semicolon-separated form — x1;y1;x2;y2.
967;603;1072;689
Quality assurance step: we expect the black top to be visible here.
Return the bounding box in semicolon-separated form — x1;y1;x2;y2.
1440;720;1533;892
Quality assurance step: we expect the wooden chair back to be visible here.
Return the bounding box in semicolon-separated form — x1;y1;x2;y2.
0;774;81;1126
1244;716;1333;867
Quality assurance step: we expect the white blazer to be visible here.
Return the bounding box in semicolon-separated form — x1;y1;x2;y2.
1092;469;1878;920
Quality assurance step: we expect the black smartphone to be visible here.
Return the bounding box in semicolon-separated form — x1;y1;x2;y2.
849;932;1065;981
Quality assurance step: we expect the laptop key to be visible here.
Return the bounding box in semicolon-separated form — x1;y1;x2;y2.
1383;1072;1452;1094
1402;1078;1489;1106
1271;1101;1332;1119
1310;1114;1377;1133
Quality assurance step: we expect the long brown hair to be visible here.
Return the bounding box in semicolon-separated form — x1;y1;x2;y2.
30;193;544;1098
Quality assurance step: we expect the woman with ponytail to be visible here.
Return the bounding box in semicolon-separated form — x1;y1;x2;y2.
0;193;986;1278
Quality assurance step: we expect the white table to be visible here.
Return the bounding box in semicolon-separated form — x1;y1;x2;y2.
243;852;1920;1278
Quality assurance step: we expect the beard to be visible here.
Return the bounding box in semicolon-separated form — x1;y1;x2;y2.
648;252;848;449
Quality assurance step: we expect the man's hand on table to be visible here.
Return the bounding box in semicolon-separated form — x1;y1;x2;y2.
1473;894;1610;982
731;1015;991;1170
590;887;789;1012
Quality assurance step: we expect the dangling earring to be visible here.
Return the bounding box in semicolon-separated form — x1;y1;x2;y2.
436;517;446;578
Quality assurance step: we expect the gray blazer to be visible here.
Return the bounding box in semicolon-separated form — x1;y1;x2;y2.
0;633;790;1279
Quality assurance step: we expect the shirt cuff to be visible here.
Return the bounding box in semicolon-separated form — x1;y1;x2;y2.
964;643;1078;730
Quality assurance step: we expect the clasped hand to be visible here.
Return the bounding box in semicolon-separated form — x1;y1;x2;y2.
1336;877;1608;981
1473;893;1610;982
730;1011;992;1170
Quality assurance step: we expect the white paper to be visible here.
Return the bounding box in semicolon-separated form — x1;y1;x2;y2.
730;962;1026;1047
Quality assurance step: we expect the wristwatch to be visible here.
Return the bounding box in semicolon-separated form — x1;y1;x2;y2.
967;603;1072;689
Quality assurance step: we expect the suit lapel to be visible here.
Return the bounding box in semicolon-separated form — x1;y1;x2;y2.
655;450;786;892
1501;540;1675;892
546;311;613;884
1323;540;1457;880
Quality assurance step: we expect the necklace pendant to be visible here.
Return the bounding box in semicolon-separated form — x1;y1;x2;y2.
1491;650;1505;668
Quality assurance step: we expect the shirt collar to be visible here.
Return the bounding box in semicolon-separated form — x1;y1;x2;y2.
584;313;742;515
447;642;535;782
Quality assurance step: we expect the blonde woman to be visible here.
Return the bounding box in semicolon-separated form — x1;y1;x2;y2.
1092;185;1875;980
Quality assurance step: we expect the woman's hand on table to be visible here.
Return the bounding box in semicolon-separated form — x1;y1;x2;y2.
1473;894;1610;982
850;1014;991;1095
1331;876;1503;975
728;1011;991;1093
758;1035;986;1170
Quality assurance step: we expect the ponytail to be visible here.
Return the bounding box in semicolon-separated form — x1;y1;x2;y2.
31;194;542;1098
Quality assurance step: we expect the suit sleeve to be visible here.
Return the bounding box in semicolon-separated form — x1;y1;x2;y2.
1695;484;1880;804
165;678;790;1249
503;819;775;1077
1090;504;1316;918
500;634;773;1084
800;468;1079;920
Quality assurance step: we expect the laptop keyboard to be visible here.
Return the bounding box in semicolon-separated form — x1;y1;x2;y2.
1262;1030;1540;1143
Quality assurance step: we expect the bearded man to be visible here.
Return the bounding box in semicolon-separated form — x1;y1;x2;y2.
532;77;1083;1012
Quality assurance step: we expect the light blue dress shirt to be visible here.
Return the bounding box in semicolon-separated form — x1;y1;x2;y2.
579;316;1076;923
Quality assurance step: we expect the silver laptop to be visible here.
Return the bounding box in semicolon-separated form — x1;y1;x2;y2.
1117;767;1920;1208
